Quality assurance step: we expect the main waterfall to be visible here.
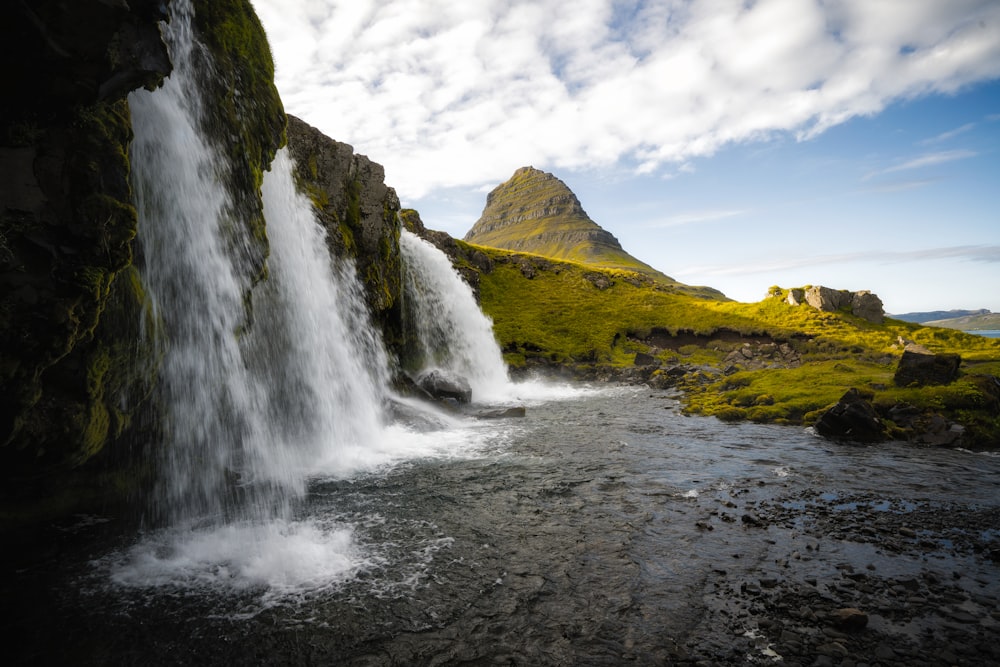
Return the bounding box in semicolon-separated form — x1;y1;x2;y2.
129;0;388;530
117;0;512;592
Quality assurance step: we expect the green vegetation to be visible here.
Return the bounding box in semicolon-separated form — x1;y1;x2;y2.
469;244;1000;446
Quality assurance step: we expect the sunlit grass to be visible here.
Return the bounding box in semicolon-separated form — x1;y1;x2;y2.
470;245;1000;444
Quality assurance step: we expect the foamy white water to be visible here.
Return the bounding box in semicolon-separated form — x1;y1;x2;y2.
130;0;273;524
399;229;511;402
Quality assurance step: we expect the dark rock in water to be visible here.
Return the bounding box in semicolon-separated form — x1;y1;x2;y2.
417;369;473;404
814;388;886;443
474;407;526;419
829;607;868;632
894;343;961;387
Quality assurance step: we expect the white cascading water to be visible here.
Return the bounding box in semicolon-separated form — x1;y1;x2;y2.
399;229;512;403
121;0;395;590
129;0;267;526
114;0;584;596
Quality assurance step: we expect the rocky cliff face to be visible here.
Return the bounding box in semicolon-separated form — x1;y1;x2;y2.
285;115;402;333
0;0;173;477
0;0;286;519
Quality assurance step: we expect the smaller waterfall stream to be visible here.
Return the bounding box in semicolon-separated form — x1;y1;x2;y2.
399;229;511;403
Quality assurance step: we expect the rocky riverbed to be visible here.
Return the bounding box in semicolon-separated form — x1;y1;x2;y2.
5;386;999;666
669;487;1000;665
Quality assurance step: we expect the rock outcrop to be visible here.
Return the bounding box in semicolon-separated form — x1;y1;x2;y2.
1;0;174;472
785;286;884;323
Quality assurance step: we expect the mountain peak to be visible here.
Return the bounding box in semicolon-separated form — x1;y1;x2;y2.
465;166;660;276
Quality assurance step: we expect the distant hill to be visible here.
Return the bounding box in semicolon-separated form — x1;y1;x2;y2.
891;309;989;324
463;166;725;300
924;312;1000;331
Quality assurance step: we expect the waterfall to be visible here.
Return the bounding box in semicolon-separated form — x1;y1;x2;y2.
130;0;387;528
399;229;511;403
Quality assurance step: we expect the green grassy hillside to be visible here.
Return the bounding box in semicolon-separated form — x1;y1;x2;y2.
461;241;1000;447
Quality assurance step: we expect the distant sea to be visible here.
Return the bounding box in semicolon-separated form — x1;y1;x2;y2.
970;330;1000;338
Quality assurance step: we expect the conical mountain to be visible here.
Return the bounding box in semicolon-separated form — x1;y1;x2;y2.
464;166;670;279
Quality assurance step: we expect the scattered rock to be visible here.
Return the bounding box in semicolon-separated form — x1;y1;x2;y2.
814;388;886;443
829;607;868;632
893;344;961;387
634;352;659;367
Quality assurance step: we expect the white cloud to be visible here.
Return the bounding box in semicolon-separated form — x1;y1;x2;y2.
919;122;976;144
680;244;1000;277
877;149;978;175
648;209;747;227
252;0;1000;200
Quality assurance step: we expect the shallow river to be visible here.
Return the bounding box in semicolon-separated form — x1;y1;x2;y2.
7;384;1000;665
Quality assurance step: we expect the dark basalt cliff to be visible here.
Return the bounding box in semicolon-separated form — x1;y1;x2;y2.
0;0;173;478
0;0;287;521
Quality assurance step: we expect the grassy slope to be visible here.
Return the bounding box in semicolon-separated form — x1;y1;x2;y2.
468;242;1000;444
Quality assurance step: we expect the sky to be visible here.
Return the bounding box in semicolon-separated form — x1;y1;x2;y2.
252;0;1000;314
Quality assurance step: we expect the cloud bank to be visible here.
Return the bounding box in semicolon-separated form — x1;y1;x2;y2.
254;0;1000;200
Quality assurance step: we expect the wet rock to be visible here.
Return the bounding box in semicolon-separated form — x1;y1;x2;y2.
474;407;526;419
829;607;868;632
415;369;473;403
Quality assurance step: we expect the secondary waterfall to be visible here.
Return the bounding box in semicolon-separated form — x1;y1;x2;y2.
399;229;511;403
130;0;388;529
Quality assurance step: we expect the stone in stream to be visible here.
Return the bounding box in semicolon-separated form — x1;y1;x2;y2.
415;369;473;403
828;607;868;632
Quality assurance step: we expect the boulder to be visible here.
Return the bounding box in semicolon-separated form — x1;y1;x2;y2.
805;286;851;312
789;285;885;322
416;369;473;404
786;288;806;306
893;344;961;387
851;291;884;323
814;389;886;443
829;608;869;632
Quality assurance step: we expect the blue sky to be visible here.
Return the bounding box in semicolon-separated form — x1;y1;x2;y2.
253;0;1000;314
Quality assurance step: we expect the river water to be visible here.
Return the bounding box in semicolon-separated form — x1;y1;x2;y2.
8;384;1000;665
